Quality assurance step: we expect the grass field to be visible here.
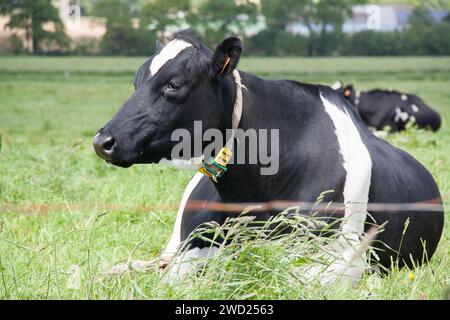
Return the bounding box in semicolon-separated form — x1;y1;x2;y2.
0;56;449;299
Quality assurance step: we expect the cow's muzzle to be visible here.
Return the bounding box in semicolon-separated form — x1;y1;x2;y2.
93;131;133;168
93;131;116;161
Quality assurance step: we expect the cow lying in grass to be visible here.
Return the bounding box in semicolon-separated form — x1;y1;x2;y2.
332;81;441;133
93;30;443;284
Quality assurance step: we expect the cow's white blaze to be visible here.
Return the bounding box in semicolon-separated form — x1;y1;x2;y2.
319;94;372;284
150;39;192;76
160;172;204;260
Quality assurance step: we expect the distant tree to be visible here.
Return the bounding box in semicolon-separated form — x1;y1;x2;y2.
407;5;435;27
345;30;403;55
0;0;68;53
193;0;259;45
261;0;306;31
93;0;155;55
93;0;132;25
140;0;191;36
402;6;450;55
140;0;259;45
261;0;364;55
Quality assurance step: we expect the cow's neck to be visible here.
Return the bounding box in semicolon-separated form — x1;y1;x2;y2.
214;71;311;202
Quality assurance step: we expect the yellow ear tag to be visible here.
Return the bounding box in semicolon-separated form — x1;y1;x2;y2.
220;56;231;75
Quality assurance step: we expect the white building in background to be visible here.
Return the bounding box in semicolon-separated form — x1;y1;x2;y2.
58;0;106;39
287;5;449;36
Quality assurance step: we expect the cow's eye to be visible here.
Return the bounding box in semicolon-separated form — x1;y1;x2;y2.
167;81;182;91
163;80;185;100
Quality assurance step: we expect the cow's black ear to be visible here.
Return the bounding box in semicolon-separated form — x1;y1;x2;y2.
155;39;164;52
343;84;354;97
211;37;243;77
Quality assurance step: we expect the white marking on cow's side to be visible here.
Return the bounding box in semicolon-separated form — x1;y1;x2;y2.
150;39;192;76
395;108;409;122
166;246;219;282
160;172;204;261
320;94;372;233
319;94;373;284
411;104;419;113
401;94;408;101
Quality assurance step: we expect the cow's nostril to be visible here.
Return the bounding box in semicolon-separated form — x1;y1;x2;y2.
93;133;116;160
103;137;115;152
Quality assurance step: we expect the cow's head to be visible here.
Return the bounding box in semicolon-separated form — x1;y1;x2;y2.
400;93;441;131
93;30;243;167
339;84;357;105
332;81;356;105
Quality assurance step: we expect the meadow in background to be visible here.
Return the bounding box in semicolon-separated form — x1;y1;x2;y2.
0;56;448;299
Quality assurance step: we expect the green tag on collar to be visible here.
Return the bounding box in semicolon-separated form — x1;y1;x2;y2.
198;147;233;182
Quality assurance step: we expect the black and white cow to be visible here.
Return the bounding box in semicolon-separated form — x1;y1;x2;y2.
93;31;444;284
332;81;441;132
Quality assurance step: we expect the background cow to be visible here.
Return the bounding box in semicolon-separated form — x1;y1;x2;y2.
333;81;441;132
93;31;444;284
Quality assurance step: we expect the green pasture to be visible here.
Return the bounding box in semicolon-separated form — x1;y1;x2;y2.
0;56;449;299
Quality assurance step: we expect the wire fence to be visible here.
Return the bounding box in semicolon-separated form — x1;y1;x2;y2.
0;197;444;215
184;198;444;214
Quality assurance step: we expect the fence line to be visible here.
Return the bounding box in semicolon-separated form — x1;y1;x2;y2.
184;198;444;214
0;202;179;215
0;197;444;215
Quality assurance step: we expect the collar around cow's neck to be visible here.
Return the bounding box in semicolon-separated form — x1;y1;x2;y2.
198;70;246;182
